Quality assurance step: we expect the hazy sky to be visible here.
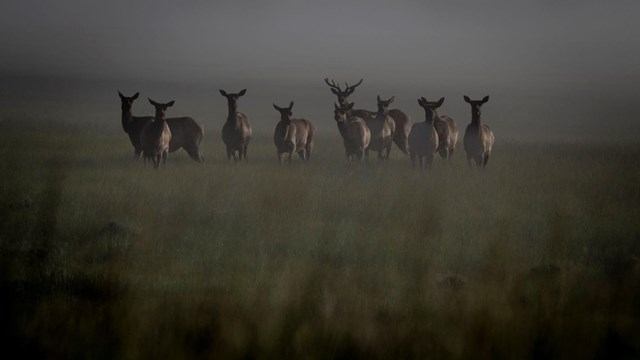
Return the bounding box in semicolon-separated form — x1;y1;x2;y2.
2;1;640;140
2;0;639;87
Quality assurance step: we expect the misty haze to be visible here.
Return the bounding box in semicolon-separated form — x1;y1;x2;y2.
1;1;639;358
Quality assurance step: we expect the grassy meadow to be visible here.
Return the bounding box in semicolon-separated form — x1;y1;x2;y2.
1;120;639;358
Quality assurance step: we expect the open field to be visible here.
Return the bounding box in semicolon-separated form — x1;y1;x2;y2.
1;120;639;358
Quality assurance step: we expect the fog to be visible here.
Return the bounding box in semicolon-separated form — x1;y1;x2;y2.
1;0;640;140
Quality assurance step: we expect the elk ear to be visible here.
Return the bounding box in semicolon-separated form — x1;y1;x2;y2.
481;95;490;104
463;95;471;103
166;100;175;107
118;91;125;99
417;98;424;106
388;96;395;103
131;92;140;100
347;102;355;110
436;97;445;107
334;102;340;111
330;88;339;96
148;98;158;107
238;89;247;96
377;95;381;102
273;103;281;112
289;101;294;109
219;89;228;97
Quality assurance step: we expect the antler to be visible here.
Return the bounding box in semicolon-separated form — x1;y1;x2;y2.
345;78;364;95
324;78;343;93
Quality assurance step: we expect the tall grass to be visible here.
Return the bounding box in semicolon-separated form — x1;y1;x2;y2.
1;120;639;358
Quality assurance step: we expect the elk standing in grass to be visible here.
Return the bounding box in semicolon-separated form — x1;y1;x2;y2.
141;99;173;169
463;95;495;167
365;95;395;160
273;101;317;164
409;97;440;170
220;89;252;162
325;78;411;154
118;91;205;162
420;97;458;159
334;102;370;163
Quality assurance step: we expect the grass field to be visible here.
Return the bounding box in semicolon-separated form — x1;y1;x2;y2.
1;119;639;358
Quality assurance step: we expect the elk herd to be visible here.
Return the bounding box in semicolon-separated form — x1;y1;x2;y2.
118;78;495;170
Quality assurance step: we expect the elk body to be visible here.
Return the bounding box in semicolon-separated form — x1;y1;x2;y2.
463;96;495;167
141;99;173;169
421;97;458;159
273;101;317;164
409;97;440;170
118;91;205;162
365;96;395;160
334;102;370;162
220;89;252;162
324;78;411;155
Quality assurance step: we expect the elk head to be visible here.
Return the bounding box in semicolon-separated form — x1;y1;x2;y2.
417;97;444;122
118;91;140;112
148;98;175;121
219;89;247;113
273;101;295;123
463;95;489;121
334;102;355;123
376;95;395;116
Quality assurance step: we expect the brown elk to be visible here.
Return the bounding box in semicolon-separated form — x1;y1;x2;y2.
463;95;495;167
273;101;317;164
417;97;458;159
219;89;252;162
409;97;440;170
365;95;395;160
118;91;205;162
334;102;371;162
141;99;173;169
324;78;411;154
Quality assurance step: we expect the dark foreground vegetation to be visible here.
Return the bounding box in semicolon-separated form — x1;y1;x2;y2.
1;121;639;359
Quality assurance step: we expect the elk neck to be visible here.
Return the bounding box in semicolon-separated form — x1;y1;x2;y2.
425;109;438;126
226;101;239;123
152;109;167;129
121;104;133;131
471;107;483;127
376;106;389;117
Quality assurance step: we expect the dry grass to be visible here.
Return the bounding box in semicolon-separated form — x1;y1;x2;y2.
1;119;639;358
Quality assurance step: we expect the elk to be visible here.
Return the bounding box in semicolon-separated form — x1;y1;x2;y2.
118;91;205;162
409;97;440;170
333;102;370;163
220;89;252;162
141;99;173;169
463;95;495;167
324;78;411;154
365;95;395;160
418;97;458;159
273;101;317;164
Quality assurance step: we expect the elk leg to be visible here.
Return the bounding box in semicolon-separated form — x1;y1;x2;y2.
305;144;313;161
162;151;167;165
365;149;369;162
226;148;232;162
185;146;202;163
298;149;306;162
440;147;449;159
243;145;249;162
411;154;416;168
483;153;490;167
386;142;392;160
